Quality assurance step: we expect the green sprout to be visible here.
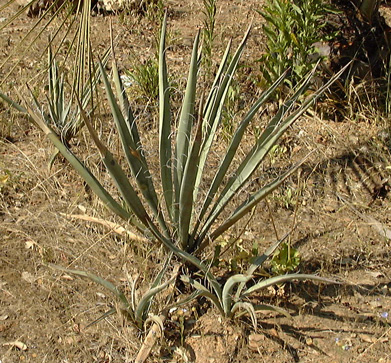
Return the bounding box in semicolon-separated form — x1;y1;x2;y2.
271;242;300;275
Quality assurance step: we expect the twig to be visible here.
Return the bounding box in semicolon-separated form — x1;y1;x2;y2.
266;198;279;240
357;327;391;359
219;206;257;258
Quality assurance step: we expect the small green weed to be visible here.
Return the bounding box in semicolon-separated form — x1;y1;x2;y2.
214;238;260;272
145;0;164;23
0;169;23;194
269;144;288;164
118;0;164;29
202;0;217;76
0;170;12;193
126;58;160;100
271;242;300;275
229;241;260;273
273;186;297;210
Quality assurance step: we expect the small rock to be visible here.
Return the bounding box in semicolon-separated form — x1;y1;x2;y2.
248;334;265;351
360;334;376;343
64;336;75;345
380;285;390;295
3;341;28;351
367;271;384;278
369;300;382;309
323;199;339;212
61;274;74;281
21;271;36;284
380;5;391;27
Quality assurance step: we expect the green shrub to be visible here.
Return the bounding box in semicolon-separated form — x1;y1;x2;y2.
258;0;338;90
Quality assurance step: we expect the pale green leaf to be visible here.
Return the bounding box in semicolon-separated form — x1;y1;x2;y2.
243;274;339;297
159;13;174;220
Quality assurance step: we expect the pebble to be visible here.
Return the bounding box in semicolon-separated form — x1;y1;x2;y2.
248;334;265;351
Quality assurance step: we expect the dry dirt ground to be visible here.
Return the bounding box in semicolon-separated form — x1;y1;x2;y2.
1;1;391;362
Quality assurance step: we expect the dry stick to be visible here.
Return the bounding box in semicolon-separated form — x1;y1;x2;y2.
288;168;302;257
357;327;391;359
134;264;181;363
266;198;279;240
134;314;165;363
291;169;302;233
265;169;302;262
60;213;149;243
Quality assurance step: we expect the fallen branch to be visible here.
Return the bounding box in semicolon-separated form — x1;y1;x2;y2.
60;213;149;243
134;264;181;363
134;312;167;363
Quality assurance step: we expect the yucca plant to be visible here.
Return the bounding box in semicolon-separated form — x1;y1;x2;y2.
360;0;379;22
1;0;99;145
1;0;93;85
181;234;337;328
50;253;176;329
44;45;109;167
0;14;347;325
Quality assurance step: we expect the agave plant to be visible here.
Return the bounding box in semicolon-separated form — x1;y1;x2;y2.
0;14;347;324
